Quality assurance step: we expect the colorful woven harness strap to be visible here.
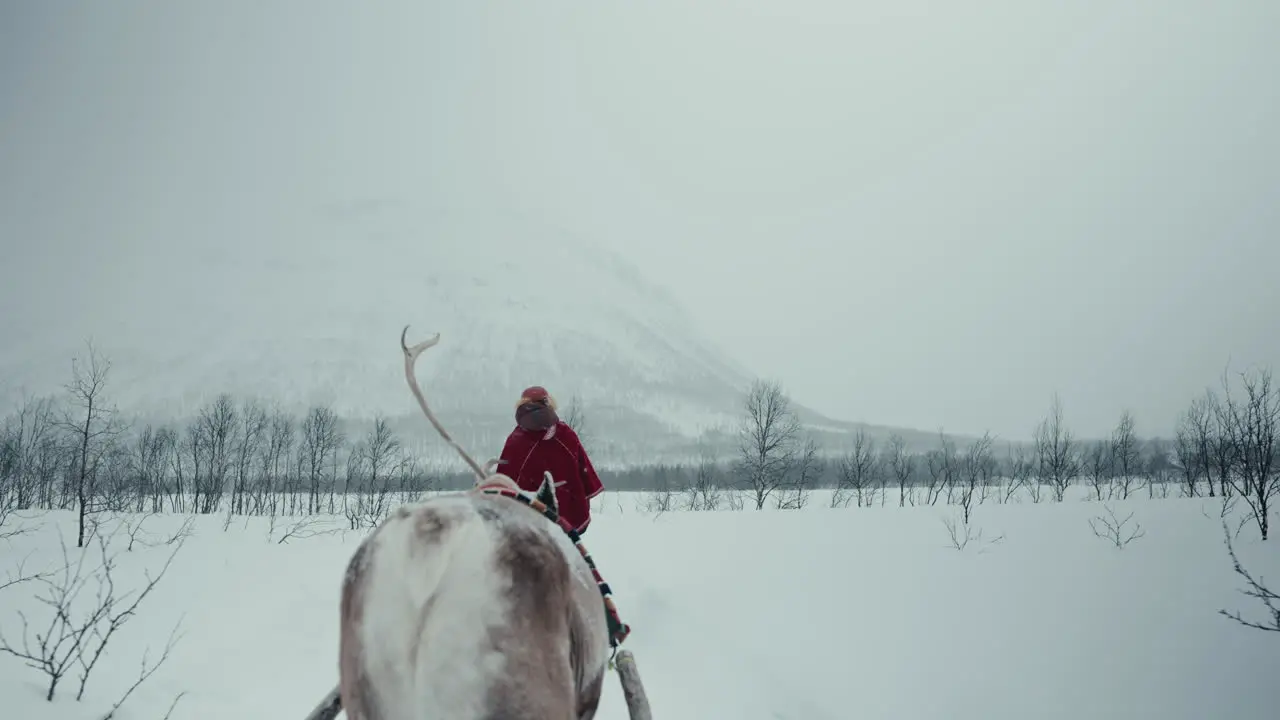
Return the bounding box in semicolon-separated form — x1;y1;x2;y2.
475;483;632;649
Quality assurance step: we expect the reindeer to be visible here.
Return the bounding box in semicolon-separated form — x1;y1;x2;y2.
333;327;612;719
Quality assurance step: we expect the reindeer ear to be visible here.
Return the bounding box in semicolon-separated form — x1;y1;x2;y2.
537;471;559;515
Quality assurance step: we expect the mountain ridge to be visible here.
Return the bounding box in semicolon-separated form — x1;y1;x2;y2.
1;200;957;467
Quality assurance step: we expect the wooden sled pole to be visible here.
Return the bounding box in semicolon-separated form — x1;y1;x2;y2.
302;685;342;720
615;649;653;720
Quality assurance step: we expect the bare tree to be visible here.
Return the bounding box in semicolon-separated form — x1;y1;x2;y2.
833;429;878;508
121;511;159;551
0;427;16;514
1179;394;1216;497
194;394;237;514
681;449;725;512
231;399;268;515
1208;391;1238;499
1035;394;1079;502
1214;367;1279;540
1;393;61;511
165;425;190;514
956;431;995;524
95;444;135;513
1109;409;1141;499
1143;438;1171;498
884;433;913;507
1003;443;1035;503
923;432;956;507
641;463;677;515
1083;440;1113;502
0;523;184;701
1088;503;1146;548
366;414;403;496
942;512;1004;552
345;415;403;528
1173;409;1206;498
300;405;343;515
263;405;296;514
342;442;365;528
776;435;820;510
734;380;801;510
270;515;344;545
562;393;589;447
0;496;21;541
127;425;171;514
57;340;127;547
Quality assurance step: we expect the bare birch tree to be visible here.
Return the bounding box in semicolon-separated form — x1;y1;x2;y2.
884;433;913;507
345;414;404;527
231;399;267;515
1001;443;1034;503
957;431;995;524
681;449;725;511
562;393;589;447
1172;422;1203;499
1;394;61;511
300;405;343;514
1084;440;1113;502
1143;438;1171;498
923;434;955;507
1110;409;1141;499
1180;393;1216;497
833;429;878;508
1208;391;1238;499
1214;367;1279;540
58;341;127;547
734;380;801;510
776;435;820;510
193;394;236;514
1035;394;1079;502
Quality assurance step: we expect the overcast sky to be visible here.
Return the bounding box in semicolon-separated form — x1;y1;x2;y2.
2;1;1277;441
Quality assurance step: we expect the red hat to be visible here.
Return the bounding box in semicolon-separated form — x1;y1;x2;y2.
517;386;556;410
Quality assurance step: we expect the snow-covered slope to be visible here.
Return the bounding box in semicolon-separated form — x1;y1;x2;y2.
1;201;766;462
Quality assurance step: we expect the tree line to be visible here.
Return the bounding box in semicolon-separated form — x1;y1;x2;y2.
3;342;1277;541
643;365;1277;541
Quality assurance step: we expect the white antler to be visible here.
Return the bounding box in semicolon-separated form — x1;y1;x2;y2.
400;325;486;481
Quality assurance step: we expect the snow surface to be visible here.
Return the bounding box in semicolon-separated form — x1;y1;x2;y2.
1;488;1277;719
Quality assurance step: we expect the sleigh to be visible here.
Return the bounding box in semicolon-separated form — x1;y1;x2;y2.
300;326;653;719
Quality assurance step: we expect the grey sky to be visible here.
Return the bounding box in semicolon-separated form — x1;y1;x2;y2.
2;1;1277;441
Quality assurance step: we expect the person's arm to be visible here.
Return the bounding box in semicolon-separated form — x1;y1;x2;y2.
577;439;604;500
496;433;520;480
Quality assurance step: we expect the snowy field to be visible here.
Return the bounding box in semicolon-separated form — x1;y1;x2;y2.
1;486;1277;720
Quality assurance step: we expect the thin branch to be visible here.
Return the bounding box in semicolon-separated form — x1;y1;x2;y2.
1088;504;1146;549
0;549;56;593
1219;521;1280;632
98;619;185;720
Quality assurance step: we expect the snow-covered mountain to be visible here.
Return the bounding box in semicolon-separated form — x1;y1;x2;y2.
3;201;794;465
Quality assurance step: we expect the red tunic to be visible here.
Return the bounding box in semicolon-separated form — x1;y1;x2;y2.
497;421;603;532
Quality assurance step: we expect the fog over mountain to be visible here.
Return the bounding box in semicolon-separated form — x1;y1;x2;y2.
1;199;945;466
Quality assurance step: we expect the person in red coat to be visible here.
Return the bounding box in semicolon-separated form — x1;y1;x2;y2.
498;385;604;534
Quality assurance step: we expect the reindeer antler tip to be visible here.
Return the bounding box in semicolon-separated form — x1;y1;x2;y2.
401;325;442;354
